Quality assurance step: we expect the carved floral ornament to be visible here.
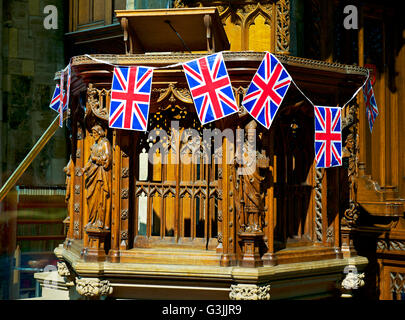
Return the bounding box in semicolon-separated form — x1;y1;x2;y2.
75;277;113;297
229;283;271;300
341;265;365;291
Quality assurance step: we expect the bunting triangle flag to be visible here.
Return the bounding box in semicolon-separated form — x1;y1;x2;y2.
314;105;342;168
58;71;64;128
183;52;239;125
362;79;379;132
64;64;71;110
109;66;153;131
242;52;292;129
49;84;61;112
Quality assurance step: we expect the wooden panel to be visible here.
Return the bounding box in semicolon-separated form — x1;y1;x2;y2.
222;15;242;51
114;0;127;10
93;0;106;21
78;0;91;25
248;15;272;51
70;0;118;32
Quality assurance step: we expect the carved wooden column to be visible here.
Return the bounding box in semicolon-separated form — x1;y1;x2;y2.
63;157;75;241
108;129;121;262
341;102;360;258
276;0;290;54
73;125;85;241
262;128;277;266
314;167;325;245
119;131;131;251
220;122;236;266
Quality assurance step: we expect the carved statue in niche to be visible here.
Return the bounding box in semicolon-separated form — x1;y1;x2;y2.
237;120;267;233
83;125;112;230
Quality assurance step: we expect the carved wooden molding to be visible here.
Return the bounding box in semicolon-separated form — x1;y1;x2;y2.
276;0;290;53
153;83;193;105
229;283;271;300
377;239;405;251
314;168;323;242
121;188;129;199
121;209;129;220
342;102;360;227
390;272;405;294
121;167;129;178
86;83;110;121
71;52;368;76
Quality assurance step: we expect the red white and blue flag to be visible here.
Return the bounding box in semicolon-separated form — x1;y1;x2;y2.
49;84;62;112
64;64;71;110
242;52;292;129
362;79;379;133
58;71;65;127
109;66;153;131
183;52;238;125
314;106;342;168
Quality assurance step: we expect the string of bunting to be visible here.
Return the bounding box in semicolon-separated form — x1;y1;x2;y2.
49;51;378;169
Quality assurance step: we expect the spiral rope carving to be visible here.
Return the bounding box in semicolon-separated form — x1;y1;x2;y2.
314;168;324;242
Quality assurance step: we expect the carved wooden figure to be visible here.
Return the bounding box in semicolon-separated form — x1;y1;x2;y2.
236;120;268;267
83;125;112;231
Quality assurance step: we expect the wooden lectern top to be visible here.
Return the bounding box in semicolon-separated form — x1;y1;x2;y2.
115;7;230;54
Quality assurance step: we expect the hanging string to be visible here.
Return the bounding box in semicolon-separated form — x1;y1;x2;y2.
291;79;316;108
83;53;185;70
57;52;370;111
340;68;370;109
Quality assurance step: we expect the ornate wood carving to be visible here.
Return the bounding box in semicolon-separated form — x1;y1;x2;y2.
87;84;110;121
390;272;405;299
64;158;75;239
314;168;324;242
342;102;360;228
83;125;112;230
235;120;269;267
237;121;266;233
377;239;405;251
153;83;193;105
276;0;290;54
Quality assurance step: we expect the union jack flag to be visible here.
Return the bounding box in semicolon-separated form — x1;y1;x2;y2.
242;52;292;129
65;64;71;110
49;84;62;112
58;71;65;127
50;85;67;111
183;52;238;125
314;106;342;168
362;79;379;132
109;66;153;131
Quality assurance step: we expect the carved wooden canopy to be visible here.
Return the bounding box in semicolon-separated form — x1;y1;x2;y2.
115;7;230;53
